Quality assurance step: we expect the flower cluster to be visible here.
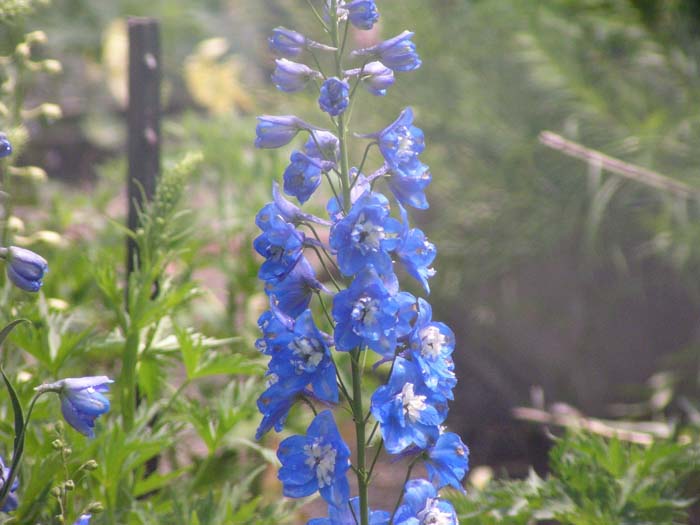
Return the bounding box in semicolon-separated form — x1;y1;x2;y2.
254;2;468;523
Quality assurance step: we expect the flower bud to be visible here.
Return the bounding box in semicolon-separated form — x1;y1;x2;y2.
42;59;62;74
86;501;105;513
82;460;99;471
51;439;64;450
0;133;12;158
50;486;63;498
64;480;75;491
4;245;48;292
25;31;47;44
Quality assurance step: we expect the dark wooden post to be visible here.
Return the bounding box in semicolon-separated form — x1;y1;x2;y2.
127;17;161;275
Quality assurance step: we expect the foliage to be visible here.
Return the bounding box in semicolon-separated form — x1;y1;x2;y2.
452;431;699;525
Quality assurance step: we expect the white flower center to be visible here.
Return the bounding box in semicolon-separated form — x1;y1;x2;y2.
290;336;324;371
417;498;453;525
401;383;426;422
265;373;279;388
420;326;447;359
304;438;337;488
352;296;380;328
351;212;385;254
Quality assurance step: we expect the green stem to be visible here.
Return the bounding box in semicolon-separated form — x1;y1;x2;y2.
351;350;369;525
121;327;140;432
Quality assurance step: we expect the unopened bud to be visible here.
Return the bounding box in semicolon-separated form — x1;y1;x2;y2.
8;165;47;181
41;103;62;120
50;486;62;498
54;420;64;433
42;59;62;74
51;439;64;450
86;502;104;513
15;43;30;59
64;480;75;491
26;31;47;44
63;447;72;456
82;460;98;471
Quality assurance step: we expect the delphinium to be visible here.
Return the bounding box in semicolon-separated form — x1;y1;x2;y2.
254;2;468;524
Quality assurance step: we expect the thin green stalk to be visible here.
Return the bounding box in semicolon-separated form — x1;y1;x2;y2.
121;327;140;432
0;392;42;511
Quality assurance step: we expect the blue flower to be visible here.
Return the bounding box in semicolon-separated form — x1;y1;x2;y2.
395;206;436;293
319;77;350;117
283;151;325;204
272;59;320;92
4;246;48;292
271;181;331;227
370;357;447;454
278;410;350;507
0;455;18;512
256;373;305;440
425;432;469;493
345;0;380;30
254;205;306;281
37;376;113;438
268;27;308;59
346;61;394;96
351;30;421;72
0;134;12;158
304;130;340;164
332;267;400;356
308;497;390;525
408;299;456;399
393;479;458;525
74;515;92;525
267;309;339;404
265;257;327;318
386;159;431;210
329;192;402;277
376;108;425;169
255;115;316;149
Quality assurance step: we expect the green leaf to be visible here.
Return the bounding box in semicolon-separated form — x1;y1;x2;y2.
0;318;29;347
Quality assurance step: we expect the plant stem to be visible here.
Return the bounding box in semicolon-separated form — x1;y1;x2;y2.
121;327;140;431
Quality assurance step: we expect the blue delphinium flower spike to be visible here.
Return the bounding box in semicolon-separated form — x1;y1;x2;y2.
0;456;19;512
345;61;394;96
0;134;12;158
74;514;92;525
277;410;351;507
256;373;305;439
36;376;113;438
319;77;350;117
371;357;447;453
351;30;421;72
345;0;380;30
272;59;320;92
425;431;470;493
283;151;325;204
308;497;390;525
386;159;431;210
376;107;425;169
3;246;48;292
255;115;317;149
393;479;458;525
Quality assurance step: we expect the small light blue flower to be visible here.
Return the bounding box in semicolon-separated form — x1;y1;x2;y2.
346;61;394;96
345;0;380;30
278;410;351;507
265;257;328;318
255;115;316;149
268;27;308;59
74;514;92;525
37;377;113;438
283;151;325;204
395;205;436;293
254;204;306;280
319;77;350;117
304;130;340;164
4;246;48;292
272;59;320;92
351;30;421;72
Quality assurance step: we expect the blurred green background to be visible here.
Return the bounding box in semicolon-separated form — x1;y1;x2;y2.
7;0;700;475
